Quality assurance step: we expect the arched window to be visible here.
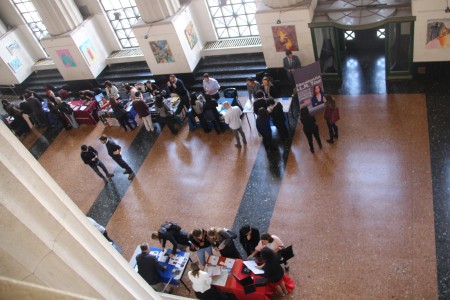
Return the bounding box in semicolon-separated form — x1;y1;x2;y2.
207;0;258;39
100;0;140;48
12;0;48;41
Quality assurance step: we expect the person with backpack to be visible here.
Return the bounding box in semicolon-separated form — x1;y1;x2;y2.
151;222;190;257
80;144;114;183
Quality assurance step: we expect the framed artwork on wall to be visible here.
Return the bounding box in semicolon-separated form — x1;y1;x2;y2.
184;21;198;49
7;41;21;55
56;49;77;68
426;19;450;48
8;56;23;73
149;40;175;63
272;25;299;52
79;39;98;65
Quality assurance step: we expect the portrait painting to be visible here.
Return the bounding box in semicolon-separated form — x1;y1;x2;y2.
272;25;299;52
79;39;98;65
184;21;198;49
56;49;77;68
149;40;175;64
426;19;450;49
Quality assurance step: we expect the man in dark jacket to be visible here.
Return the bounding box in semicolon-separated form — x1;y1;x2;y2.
99;135;135;180
80;145;114;183
26;92;48;127
166;74;190;115
151;222;190;257
136;243;171;292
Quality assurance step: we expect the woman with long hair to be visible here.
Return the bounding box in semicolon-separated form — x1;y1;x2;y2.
188;262;225;299
207;227;241;259
260;247;295;296
323;94;340;143
189;228;213;266
261;76;276;98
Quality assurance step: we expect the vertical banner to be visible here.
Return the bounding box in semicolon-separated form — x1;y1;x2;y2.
293;61;324;114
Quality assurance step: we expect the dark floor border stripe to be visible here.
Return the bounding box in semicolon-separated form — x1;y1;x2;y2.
87;126;161;226
29;124;64;159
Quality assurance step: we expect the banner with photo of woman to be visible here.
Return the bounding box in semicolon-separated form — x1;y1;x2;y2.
293;61;325;114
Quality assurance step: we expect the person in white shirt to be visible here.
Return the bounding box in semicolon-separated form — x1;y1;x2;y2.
202;73;221;100
188;262;225;299
223;101;247;148
105;81;120;101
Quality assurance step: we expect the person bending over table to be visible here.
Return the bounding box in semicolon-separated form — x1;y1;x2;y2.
207;227;242;259
258;247;294;297
136;243;172;293
248;233;289;271
166;74;190;115
239;224;260;258
189;228;213;267
151;222;190;258
188;262;226;300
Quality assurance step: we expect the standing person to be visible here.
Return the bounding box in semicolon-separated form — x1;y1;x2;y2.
246;77;262;102
300;107;322;153
267;97;289;140
188;262;225;300
154;95;179;135
55;97;79;129
109;99;135;132
202;73;221;100
58;85;72;100
248;233;289;271
132;91;154;133
253;90;267;115
207;227;242;259
189;228;213;267
324;94;340;144
190;93;210;133
261;76;277;98
86;217;114;243
239;225;260;258
99;135;135;180
136;243;172;293
256;107;273;152
105;80;120;101
80;144;114;183
283;50;301;87
26;91;48;128
2;100;30;136
151;221;190;257
124;84;138;101
19;95;35;126
167;74;190;115
223;101;247;148
203;94;224;134
259;247;295;296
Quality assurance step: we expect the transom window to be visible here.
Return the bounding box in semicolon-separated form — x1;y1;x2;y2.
345;30;355;40
12;0;48;41
377;28;385;39
206;0;258;39
100;0;140;48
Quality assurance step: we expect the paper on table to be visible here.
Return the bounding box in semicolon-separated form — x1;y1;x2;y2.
243;260;264;274
209;255;219;266
80;105;87;111
224;258;235;270
211;269;229;287
206;266;222;277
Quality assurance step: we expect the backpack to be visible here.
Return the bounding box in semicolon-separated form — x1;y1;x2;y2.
158;221;181;235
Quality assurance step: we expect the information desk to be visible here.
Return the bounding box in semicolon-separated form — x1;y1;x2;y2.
206;256;271;300
243;97;293;128
69;100;99;125
130;246;190;292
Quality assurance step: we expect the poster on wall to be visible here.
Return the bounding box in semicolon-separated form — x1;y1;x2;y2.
8;56;23;73
149;40;175;63
426;19;450;48
56;49;77;68
79;39;98;65
7;41;21;55
184;21;198;49
294;61;324;114
272;25;299;52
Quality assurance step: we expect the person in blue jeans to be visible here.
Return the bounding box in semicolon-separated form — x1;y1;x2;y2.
80;145;114;183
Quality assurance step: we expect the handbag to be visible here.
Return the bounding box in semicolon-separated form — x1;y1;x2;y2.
279;245;294;261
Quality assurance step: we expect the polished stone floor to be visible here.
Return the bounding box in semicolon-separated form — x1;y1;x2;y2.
11;56;450;299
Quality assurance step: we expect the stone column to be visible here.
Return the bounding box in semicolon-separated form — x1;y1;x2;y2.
0;122;162;300
136;0;181;23
31;0;83;35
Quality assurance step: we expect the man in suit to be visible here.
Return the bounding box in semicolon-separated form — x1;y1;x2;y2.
283;50;301;87
99;135;135;180
136;243;171;293
167;74;190;115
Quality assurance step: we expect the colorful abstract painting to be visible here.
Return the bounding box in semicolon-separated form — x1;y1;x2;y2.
426;19;450;48
149;40;175;64
79;39;97;65
8;56;22;73
272;25;299;52
56;49;77;68
7;41;21;55
184;21;198;49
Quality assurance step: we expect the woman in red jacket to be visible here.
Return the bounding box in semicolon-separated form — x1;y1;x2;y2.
324;94;340;144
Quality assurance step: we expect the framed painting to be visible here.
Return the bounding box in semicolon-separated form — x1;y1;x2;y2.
79;39;97;65
426;19;450;48
272;25;299;52
56;49;77;68
149;40;175;64
7;40;21;55
184;21;198;49
8;56;23;73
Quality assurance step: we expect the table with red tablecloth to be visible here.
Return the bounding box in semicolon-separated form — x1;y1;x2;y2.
69;100;99;125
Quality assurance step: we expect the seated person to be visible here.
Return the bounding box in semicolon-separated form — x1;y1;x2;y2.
136;243;172;293
239;224;260;257
253;90;267;114
188;262;226;299
248;233;289;271
151;221;190;257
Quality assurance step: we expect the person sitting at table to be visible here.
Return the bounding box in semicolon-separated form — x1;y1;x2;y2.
109;99;135;131
259;247;295;297
253;90;267;115
136;242;172;293
203;94;224;135
188;262;226;300
144;80;160;96
151;221;190;257
261;76;277;98
207;227;241;259
248;233;289;271
55;97;79;129
154;95;179;135
190;92;210;133
267;97;289;141
189;228;213;267
58;84;72;100
79;90;95;101
105;80;120;101
133;91;154;133
239;224;260;258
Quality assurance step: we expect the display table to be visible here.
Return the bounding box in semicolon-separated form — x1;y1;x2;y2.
130;246;190;292
69;100;99;125
206;256;271;300
244;97;293;127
